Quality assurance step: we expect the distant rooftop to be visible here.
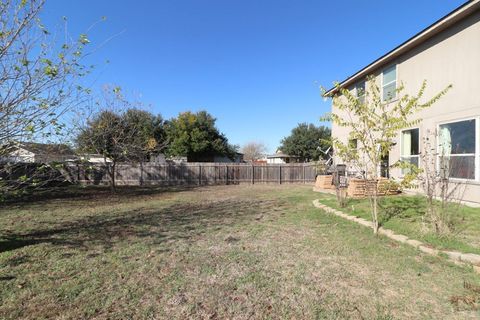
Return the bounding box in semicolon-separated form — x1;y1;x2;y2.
266;153;299;159
19;142;75;155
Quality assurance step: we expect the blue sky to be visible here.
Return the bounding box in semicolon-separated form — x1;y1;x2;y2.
41;0;466;153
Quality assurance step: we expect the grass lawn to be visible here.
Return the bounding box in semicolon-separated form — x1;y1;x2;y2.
1;185;479;319
315;192;480;255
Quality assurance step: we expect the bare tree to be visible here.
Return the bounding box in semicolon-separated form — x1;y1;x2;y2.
241;141;267;162
0;0;93;199
0;0;92;148
418;129;466;235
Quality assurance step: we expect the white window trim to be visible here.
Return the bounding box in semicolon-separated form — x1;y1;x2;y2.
400;127;420;176
436;116;479;182
381;64;397;102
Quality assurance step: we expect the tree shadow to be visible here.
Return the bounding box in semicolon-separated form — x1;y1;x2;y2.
0;197;278;254
2;185;201;208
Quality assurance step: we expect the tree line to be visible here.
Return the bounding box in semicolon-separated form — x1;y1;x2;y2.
0;0;241;195
74;88;238;189
240;124;331;163
0;0;332;196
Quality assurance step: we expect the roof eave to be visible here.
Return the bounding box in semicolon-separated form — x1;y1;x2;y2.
323;0;480;97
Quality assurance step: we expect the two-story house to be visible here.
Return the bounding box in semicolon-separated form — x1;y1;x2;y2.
324;0;480;204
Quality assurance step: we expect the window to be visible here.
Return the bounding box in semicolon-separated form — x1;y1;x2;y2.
401;128;419;174
382;65;397;101
438;119;476;180
354;81;365;104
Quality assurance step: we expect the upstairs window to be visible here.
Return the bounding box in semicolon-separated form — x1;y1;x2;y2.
382;65;397;101
401;128;419;174
354;81;365;104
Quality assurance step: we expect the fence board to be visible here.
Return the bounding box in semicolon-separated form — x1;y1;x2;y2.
65;162;318;186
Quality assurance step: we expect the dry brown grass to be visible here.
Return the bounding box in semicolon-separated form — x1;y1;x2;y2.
0;185;479;319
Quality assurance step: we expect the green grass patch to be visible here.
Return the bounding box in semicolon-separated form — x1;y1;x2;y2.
316;192;480;255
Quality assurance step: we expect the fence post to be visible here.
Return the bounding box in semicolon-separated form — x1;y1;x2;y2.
198;164;202;185
225;164;228;185
251;164;254;184
279;165;281;184
303;164;306;184
214;164;217;185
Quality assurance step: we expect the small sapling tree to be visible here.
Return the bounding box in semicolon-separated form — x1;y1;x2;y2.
324;77;451;234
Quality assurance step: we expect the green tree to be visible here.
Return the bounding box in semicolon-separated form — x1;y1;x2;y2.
279;123;331;162
165;111;236;162
76;110;125;190
122;109;166;162
325;77;450;234
76;88;165;190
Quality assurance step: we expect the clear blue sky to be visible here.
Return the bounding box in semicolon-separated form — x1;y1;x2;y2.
41;0;466;153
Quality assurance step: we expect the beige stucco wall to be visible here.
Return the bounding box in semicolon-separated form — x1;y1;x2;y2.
331;9;480;204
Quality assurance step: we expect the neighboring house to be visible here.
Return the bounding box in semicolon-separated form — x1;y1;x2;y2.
252;159;267;165
324;1;480;204
149;153;167;164
212;152;244;163
167;156;188;164
0;142;77;163
165;153;244;163
78;154;113;163
266;151;299;164
78;153;166;164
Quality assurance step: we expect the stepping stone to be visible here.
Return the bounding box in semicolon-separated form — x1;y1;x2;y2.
418;245;439;255
378;228;394;237
460;253;480;266
406;239;423;248
390;234;409;243
474;265;480;274
355;218;373;227
443;250;462;261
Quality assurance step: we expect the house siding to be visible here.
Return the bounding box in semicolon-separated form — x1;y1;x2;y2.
331;9;480;204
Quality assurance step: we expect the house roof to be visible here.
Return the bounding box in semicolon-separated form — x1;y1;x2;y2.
266;153;299;159
19;142;75;156
323;0;480;97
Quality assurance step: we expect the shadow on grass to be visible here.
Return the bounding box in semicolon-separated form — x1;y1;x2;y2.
2;185;203;208
0;197;277;254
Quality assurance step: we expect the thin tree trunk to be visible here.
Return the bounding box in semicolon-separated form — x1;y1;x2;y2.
372;183;379;234
109;161;116;192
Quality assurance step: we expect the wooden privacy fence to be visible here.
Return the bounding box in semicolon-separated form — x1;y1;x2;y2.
66;162;318;186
